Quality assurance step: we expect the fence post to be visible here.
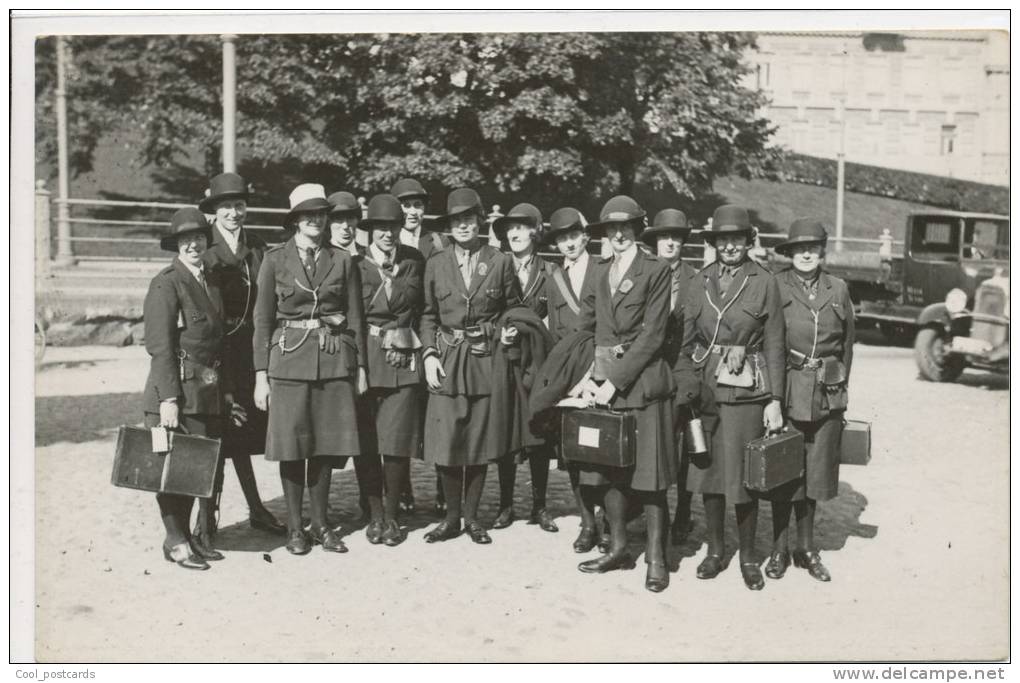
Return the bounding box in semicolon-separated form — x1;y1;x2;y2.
35;180;52;279
54;36;76;267
487;204;503;247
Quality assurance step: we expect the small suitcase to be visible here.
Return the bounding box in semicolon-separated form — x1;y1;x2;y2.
561;408;636;468
111;425;221;498
840;419;872;466
743;430;805;492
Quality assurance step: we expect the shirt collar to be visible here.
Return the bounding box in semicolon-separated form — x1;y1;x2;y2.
370;242;393;264
454;241;480;259
215;221;241;245
512;252;533;271
401;225;421;243
179;258;205;281
564;251;589;270
613;243;638;267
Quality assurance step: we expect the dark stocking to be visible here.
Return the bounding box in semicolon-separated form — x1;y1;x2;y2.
463;465;487;524
306;458;332;529
528;450;550;511
603;486;629;555
794;498;816;552
434;465;446;505
383;456;409;522
735;500;759;564
157;493;193;547
568;466;597;529
231;455;267;512
703;494;726;557
438;466;463;523
771;501;793;552
279;461;306;532
640;492;668;564
497;459;516;513
353;454;384;523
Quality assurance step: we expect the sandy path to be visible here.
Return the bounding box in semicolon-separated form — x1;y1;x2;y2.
31;344;1008;662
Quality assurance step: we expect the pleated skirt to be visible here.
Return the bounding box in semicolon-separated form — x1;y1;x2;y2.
265;377;360;462
686;400;766;505
424;394;491;467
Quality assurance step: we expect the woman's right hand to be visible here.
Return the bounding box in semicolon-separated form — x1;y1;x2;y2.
424;355;446;391
253;371;271;412
158;399;180;429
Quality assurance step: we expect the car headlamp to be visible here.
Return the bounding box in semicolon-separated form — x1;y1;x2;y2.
945;288;968;314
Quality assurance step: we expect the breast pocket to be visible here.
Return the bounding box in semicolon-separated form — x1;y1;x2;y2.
276;285;295;302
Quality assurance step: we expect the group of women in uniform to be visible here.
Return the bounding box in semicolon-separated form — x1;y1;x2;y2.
141;173;855;594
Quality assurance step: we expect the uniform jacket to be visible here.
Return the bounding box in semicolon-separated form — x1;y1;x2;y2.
252;238;367;381
545;255;599;343
142;258;227;415
420;242;520;396
681;259;786;405
663;260;701;406
410;230;448;261
776;267;854;375
201;225;267;398
357;244;425;389
578;248;675;409
510;253;555;319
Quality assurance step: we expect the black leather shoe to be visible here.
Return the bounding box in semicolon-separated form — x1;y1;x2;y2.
285;529;312;555
645;560;670;593
578;551;636;574
765;550;791;579
381;520;405;547
163;543;210;570
529;508;559;533
740;562;765;591
465;521;492;545
424;520;461;543
190;533;225;561
309;525;347;553
793;550;831;582
365;519;384;545
573;526;598;553
696;554;724;579
670;517;694;545
249;508;287;535
492;507;515;529
398;491;416;515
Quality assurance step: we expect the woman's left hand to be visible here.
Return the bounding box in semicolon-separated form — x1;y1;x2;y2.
763;399;784;433
224;393;248;427
500;325;519;346
592;380;617;406
356;367;368;396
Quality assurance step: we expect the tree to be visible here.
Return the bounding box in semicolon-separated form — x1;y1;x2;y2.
35;32;781;212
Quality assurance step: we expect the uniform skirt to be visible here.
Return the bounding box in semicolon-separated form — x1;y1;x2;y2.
144;412;225;499
357;384;424;459
424;393;491;467
786;410;843;502
578;397;677;492
687;400;765;505
265;377;360;462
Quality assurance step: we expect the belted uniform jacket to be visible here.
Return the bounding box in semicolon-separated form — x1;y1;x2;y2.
252;239;367;381
142;258;227;415
776;268;854;375
578;249;675;409
663;260;701;406
511;254;556;319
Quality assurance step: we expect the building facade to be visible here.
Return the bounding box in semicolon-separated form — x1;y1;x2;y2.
748;31;1008;186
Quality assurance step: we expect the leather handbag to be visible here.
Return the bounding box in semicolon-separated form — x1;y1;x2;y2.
743;429;805;492
561;408;636;468
111;425;221;498
840;419;872;466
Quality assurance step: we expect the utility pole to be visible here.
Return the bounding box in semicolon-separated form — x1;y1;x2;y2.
53;35;75;267
221;34;238;173
835;96;846;253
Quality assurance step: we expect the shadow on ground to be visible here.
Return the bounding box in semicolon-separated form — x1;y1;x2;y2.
36;392;142;446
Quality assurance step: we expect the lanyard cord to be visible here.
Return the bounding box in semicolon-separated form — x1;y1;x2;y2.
225;261;252;337
278;278;320;353
692;275;749;364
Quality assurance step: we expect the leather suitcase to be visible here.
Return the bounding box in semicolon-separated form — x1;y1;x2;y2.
111;425;221;498
743;430;805;492
840;419;872;466
561;408;636;467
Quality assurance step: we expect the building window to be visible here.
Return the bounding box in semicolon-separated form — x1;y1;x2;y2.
941;124;957;155
756;62;771;89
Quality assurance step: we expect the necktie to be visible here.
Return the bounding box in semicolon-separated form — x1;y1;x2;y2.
195;268;208;294
719;264;736;296
609;258;623;293
459;249;473;287
670;271;681;310
380;251;394;299
304;247;317;278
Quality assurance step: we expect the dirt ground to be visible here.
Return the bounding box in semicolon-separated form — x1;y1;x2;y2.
28;340;1009;662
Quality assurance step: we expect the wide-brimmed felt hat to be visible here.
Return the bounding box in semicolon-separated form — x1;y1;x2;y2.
327;191;361;218
199;172;249;214
641;208;692;244
491;203;544;240
589;195;646;236
161;207;212;251
775;218;828;255
542;207;589;244
284;183;332;228
701;204;753;242
441;187;484;222
390;178;429;203
361;194;404;229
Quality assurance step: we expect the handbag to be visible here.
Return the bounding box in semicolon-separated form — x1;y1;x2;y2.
743;429;805;492
111;425;221;498
840;419;871;466
560;407;636;468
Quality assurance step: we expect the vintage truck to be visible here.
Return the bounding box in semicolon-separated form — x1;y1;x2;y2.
779;211;1009;382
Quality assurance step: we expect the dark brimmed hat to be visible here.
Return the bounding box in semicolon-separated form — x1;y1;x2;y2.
390;178;429;202
589;195;646;236
542;207;589;244
284;184;332;229
361;194;404;229
199;172;249;214
441;187;484;222
327;191;361;218
702;204;753;242
640;209;691;245
491;203;543;240
161;207;211;252
775;218;828;255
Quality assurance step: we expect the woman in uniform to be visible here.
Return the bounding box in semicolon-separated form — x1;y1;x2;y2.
682;204;786;590
326;191;364;257
252;183;368;555
765;219;854;583
420;187;519;545
142;207;235;570
490;203;558;534
575;195;677;593
354;194;426;547
641;209;700;546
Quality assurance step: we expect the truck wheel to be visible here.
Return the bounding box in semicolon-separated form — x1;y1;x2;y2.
914;327;965;382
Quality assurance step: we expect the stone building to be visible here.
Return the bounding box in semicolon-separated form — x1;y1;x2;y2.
748;31;1008;186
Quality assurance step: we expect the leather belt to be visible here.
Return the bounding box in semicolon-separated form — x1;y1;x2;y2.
279;319;324;330
709;343;761;355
